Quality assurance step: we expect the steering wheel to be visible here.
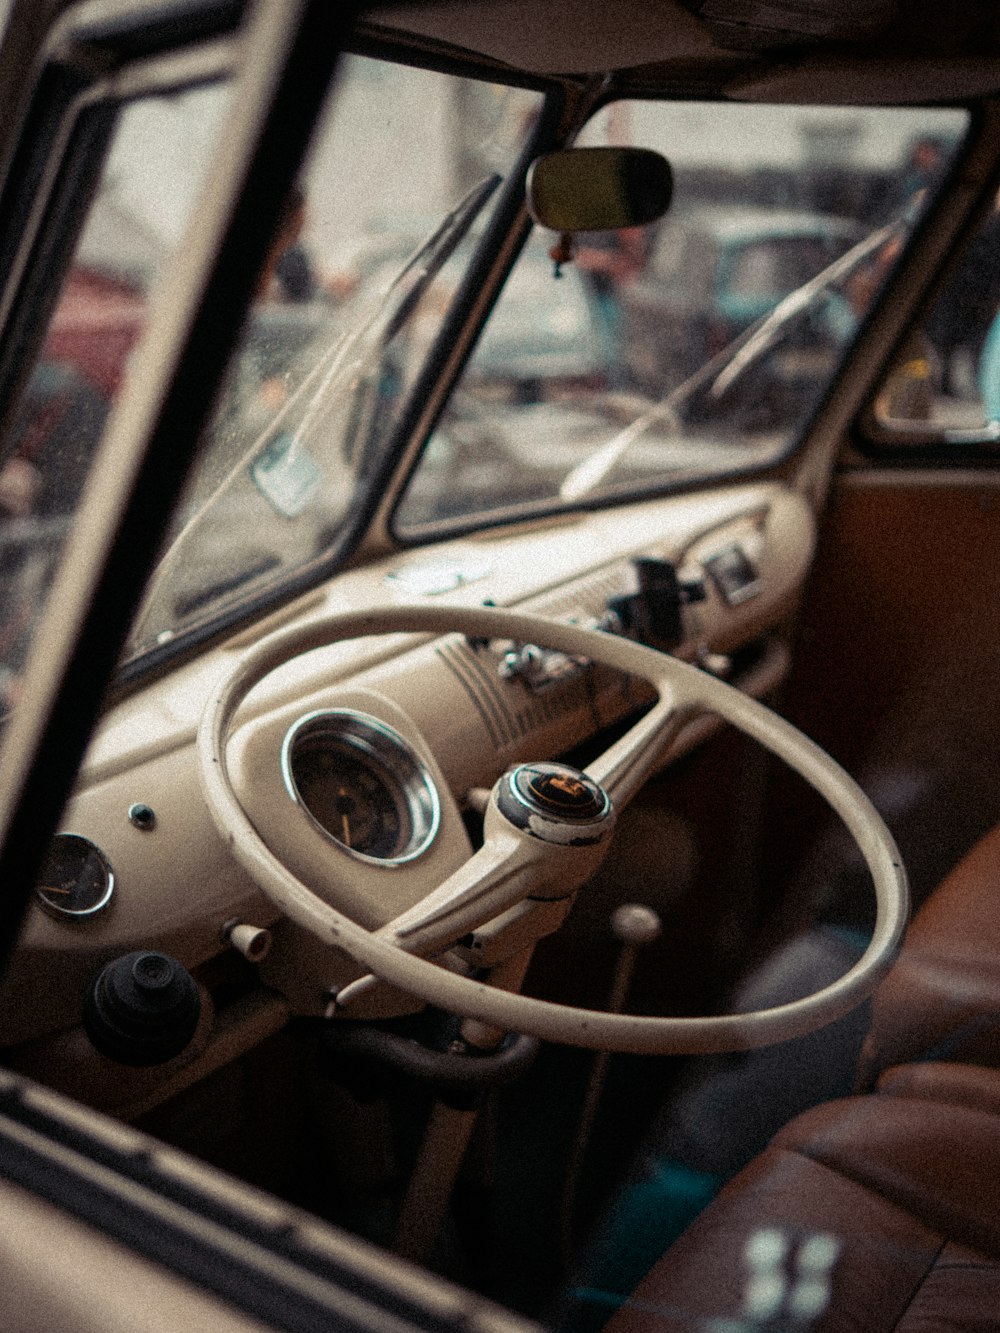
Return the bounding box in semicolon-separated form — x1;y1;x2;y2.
198;603;908;1055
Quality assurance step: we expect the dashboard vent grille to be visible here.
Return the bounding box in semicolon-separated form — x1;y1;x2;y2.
527;567;623;621
436;640;519;750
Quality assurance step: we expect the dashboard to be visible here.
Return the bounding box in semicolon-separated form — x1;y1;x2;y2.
2;480;814;1113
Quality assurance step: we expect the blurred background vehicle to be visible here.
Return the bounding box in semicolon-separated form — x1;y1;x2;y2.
621;207;865;395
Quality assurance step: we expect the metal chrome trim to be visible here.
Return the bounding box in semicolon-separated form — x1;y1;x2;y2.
32;833;115;921
281;709;441;866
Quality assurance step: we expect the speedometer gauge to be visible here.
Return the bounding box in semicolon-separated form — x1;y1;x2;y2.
281;711;440;864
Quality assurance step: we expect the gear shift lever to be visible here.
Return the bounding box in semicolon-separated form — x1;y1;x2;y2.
559;903;662;1266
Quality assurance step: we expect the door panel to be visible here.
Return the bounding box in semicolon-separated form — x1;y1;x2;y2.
766;469;1000;920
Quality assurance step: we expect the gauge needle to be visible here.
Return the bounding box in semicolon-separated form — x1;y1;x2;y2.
41;885;72;895
339;789;352;848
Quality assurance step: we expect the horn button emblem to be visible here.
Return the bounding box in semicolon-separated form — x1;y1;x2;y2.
520;766;604;817
498;762;614;844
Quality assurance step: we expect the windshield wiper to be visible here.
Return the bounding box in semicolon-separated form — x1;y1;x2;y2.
238;170;504;491
249;171;504;478
559;213;910;501
131;174;502;652
707;215;906;398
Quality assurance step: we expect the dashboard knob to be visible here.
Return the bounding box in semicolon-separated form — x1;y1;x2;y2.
84;951;201;1066
224;920;272;962
607;556;706;649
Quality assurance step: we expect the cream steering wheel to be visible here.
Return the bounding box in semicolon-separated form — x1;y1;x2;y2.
199;603;908;1055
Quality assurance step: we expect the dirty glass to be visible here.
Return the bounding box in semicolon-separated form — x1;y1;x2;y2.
0;82;230;711
127;58;543;655
396;102;967;530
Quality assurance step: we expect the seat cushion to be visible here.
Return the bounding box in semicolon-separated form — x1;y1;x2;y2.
858;823;1000;1087
878;1058;1000;1117
604;1064;1000;1332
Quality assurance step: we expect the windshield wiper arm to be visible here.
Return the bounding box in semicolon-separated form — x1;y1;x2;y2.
709;215;907;398
383;173;502;340
560;213;911;502
264;171;504;463
559;332;754;501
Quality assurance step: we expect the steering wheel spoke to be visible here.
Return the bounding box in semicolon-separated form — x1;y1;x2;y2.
586;689;695;806
376;828;542;956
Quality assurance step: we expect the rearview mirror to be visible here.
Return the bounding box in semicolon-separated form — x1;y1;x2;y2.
526;147;673;232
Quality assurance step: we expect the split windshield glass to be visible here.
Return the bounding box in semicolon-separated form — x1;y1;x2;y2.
0;52;967;695
396;100;968;529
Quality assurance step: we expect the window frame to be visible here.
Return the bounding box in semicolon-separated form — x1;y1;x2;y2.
0;0;350;969
853;102;1000;465
0;1;246;458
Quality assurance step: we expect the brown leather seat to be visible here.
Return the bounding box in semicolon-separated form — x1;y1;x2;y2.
858;823;1000;1086
605;827;1000;1330
604;1061;1000;1332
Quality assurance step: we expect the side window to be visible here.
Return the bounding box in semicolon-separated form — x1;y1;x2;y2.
0;82;230;709
870;196;1000;440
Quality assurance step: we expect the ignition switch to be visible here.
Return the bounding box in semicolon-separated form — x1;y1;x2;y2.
498;641;585;690
606;557;705;649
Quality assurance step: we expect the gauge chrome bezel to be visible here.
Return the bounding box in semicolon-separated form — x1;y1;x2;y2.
281;709;441;865
33;833;115;921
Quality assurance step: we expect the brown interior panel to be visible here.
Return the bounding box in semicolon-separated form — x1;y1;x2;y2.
763;470;1000;925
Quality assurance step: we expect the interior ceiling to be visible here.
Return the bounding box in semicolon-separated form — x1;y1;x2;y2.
362;0;1000;103
367;0;723;76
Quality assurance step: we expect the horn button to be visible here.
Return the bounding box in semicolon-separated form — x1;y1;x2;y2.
497;762;613;844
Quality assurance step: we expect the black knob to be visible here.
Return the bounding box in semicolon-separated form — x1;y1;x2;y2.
84;951;201;1066
607;557;706;648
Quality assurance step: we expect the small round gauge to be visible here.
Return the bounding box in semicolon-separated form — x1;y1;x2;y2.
34;834;115;921
282;710;440;864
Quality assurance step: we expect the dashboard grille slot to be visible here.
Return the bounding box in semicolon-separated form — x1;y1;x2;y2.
527;567;624;620
436;640;518;749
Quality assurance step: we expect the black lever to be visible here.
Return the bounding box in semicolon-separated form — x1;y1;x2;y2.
607;556;705;649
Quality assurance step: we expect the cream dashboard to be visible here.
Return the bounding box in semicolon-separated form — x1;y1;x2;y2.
2;480;814;1113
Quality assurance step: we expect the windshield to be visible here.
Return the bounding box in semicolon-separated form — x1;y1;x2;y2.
129;95;964;653
123;59;542;658
0;65;967;695
396;101;966;530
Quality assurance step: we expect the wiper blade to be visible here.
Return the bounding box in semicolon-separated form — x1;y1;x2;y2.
559;400;684;501
709;215;906;398
559;337;743;501
252;171;503;474
560;213;909;501
131;175;501;650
